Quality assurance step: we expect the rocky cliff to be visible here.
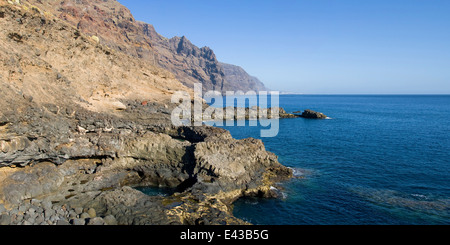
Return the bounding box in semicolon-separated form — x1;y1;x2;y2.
140;25;269;93
0;0;187;117
140;23;227;92
18;0;159;61
220;62;269;92
0;0;291;225
20;0;267;93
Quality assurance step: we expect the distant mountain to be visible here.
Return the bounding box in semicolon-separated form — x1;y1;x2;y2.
140;23;269;93
22;0;268;94
139;23;227;92
219;62;269;92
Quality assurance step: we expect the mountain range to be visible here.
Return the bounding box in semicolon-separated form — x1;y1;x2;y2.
19;0;269;93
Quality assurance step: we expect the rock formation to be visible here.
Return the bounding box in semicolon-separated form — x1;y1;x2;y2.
18;0;157;62
0;0;292;225
141;28;228;92
220;62;269;92
202;107;300;121
299;109;328;119
20;0;267;93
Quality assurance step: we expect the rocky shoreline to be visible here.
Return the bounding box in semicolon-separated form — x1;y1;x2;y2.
0;1;298;226
0;101;331;225
200;107;326;121
0;99;293;225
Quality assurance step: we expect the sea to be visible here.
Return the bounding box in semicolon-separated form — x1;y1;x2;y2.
211;95;450;225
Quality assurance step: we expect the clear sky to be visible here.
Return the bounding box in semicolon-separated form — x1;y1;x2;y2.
119;0;450;94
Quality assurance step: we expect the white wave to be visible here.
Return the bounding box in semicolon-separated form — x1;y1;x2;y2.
411;194;428;200
290;167;306;178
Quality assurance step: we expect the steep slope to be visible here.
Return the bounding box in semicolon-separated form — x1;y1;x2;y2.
0;0;187;118
140;21;271;93
21;0;268;93
19;0;157;62
140;22;227;92
220;62;269;92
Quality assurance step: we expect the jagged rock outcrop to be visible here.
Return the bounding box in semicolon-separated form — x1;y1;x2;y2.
142;28;228;92
142;25;269;93
0;125;292;225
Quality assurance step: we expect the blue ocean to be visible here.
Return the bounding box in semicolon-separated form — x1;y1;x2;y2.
215;95;450;225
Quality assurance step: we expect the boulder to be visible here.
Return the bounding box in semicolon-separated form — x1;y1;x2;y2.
70;218;86;226
87;217;106;225
56;219;70;225
103;215;118;225
87;208;96;218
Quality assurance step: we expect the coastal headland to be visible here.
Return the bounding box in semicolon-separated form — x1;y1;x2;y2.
0;0;294;225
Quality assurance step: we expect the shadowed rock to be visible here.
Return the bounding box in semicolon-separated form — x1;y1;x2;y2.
299;109;328;119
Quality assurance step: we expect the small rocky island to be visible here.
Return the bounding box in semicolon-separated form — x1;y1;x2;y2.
298;109;328;119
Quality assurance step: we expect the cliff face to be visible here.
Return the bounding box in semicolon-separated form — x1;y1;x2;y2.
21;0;267;93
220;62;269;92
140;22;227;92
140;22;269;93
21;0;157;62
0;0;186;119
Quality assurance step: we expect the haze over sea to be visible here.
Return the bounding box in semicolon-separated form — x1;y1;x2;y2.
215;94;450;225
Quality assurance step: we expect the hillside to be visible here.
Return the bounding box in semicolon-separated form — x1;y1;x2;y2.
220;62;269;92
19;0;268;93
0;0;188;119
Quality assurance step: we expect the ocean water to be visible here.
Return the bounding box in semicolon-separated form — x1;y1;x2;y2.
214;95;450;225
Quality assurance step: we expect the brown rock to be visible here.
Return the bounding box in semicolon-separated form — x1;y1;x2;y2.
21;0;268;94
87;208;96;218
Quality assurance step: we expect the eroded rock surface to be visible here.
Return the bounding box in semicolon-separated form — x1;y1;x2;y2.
0;124;292;225
0;1;293;225
19;0;268;93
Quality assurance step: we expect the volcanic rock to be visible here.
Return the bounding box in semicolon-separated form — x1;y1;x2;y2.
300;109;328;119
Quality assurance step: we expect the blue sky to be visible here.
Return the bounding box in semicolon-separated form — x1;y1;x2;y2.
119;0;450;94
